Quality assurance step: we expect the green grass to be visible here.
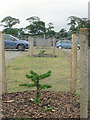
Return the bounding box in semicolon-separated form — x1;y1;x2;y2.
6;48;80;93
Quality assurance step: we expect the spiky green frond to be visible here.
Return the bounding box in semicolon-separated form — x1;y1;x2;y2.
26;74;38;83
39;71;51;80
19;83;35;87
20;70;52;104
30;70;39;76
40;84;52;89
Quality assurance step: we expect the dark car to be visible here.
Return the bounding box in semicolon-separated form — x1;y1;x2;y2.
4;34;29;51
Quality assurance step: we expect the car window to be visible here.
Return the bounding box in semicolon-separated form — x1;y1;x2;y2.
4;34;13;40
4;34;18;41
61;40;71;43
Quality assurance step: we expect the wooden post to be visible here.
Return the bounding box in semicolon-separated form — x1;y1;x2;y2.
28;36;33;56
0;32;7;95
88;1;90;105
88;41;90;105
70;34;78;93
80;28;88;118
53;38;56;57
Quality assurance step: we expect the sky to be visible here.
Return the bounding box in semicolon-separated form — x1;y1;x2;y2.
0;0;89;31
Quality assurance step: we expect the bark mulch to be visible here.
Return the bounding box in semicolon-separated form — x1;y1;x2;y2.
2;90;90;119
33;54;57;57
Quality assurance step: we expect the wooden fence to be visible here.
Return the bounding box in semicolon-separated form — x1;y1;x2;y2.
0;29;89;118
28;37;56;57
70;28;88;118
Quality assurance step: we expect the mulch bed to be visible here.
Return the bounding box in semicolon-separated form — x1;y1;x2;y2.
33;54;57;57
2;90;90;119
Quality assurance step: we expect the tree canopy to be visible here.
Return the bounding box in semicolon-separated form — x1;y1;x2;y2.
26;17;46;36
1;16;20;28
0;15;89;40
67;16;88;33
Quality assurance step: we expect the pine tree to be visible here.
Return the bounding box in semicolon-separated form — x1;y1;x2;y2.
20;70;52;103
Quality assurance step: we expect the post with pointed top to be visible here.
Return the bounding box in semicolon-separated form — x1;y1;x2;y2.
0;32;7;95
70;34;78;93
80;28;88;118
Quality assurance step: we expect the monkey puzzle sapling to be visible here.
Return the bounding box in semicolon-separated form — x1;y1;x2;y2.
38;49;46;57
20;70;52;103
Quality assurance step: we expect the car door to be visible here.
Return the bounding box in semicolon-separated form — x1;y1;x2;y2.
4;34;11;49
9;38;17;49
63;40;71;49
4;34;18;49
4;40;10;49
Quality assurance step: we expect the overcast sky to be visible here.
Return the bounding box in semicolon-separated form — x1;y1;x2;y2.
0;0;89;31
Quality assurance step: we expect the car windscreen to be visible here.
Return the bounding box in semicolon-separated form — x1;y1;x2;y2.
4;34;19;41
59;40;71;43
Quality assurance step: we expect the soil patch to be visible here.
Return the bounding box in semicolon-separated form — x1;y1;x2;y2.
2;91;90;118
33;54;57;57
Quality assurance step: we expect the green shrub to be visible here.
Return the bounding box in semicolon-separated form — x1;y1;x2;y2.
20;70;52;104
38;49;46;56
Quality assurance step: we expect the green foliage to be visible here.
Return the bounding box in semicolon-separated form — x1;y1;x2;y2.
26;16;46;36
1;15;89;40
35;97;41;104
76;100;80;103
55;29;68;40
26;16;40;24
67;16;88;33
1;16;20;28
75;93;80;97
45;22;55;38
20;70;52;104
44;106;53;111
3;28;19;36
38;49;46;56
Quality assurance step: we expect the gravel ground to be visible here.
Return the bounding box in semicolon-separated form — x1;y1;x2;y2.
5;50;25;64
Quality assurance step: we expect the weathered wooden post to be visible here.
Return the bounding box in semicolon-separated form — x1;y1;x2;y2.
52;38;56;57
0;32;7;95
80;28;88;118
88;1;90;105
88;37;90;106
28;36;33;56
70;34;78;93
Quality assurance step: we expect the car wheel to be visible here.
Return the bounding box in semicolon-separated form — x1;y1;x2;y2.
17;44;25;51
77;46;80;50
58;46;62;50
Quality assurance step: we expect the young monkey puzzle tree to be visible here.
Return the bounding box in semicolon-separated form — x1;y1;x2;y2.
20;70;52;103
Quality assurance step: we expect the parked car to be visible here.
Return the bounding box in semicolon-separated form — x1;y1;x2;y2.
4;34;29;51
56;40;80;50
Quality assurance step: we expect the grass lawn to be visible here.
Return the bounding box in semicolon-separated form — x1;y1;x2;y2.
6;48;80;94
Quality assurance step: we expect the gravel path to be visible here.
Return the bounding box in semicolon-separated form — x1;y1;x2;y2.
5;50;25;64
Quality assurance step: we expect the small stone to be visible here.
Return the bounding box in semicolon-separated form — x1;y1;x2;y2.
5;100;14;103
30;98;34;101
51;109;55;112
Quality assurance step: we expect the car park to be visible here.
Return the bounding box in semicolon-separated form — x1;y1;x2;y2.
56;40;80;50
4;34;29;51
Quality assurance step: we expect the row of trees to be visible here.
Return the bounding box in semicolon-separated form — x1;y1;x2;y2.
0;16;89;40
68;16;88;33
